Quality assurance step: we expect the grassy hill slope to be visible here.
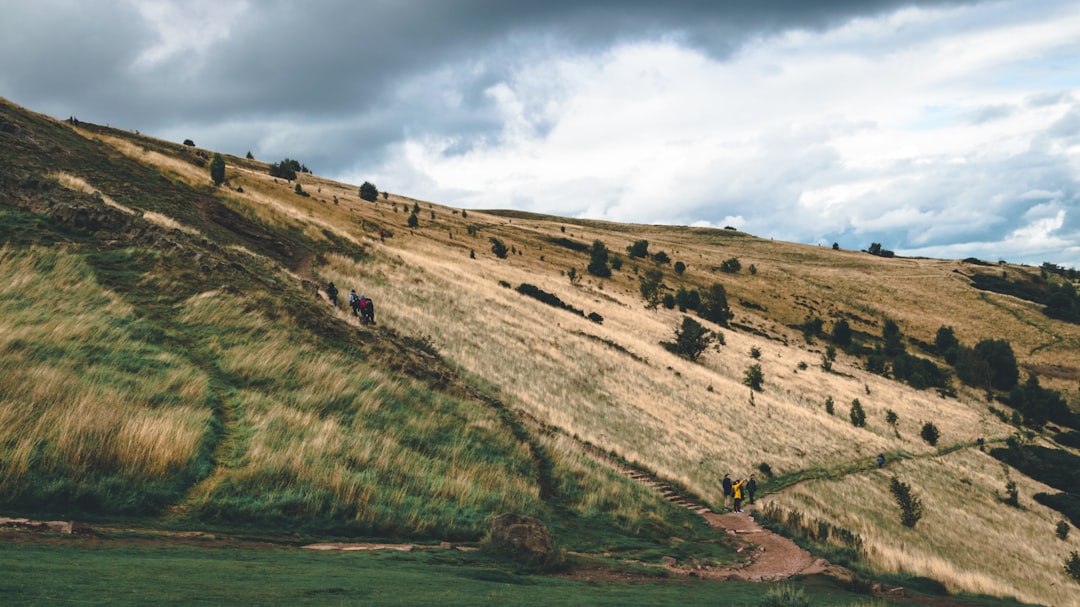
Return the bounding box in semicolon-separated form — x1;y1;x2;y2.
2;98;1079;605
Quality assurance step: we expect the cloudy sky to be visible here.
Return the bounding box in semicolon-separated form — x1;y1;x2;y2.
3;1;1080;268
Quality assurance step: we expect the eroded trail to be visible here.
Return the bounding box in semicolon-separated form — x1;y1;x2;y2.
700;510;825;581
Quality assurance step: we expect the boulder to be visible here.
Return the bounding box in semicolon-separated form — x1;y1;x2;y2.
485;513;554;564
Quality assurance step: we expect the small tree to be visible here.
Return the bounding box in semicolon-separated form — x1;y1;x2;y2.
1057;520;1071;541
673;261;686;275
750;346;761;359
245;150;254;159
210;153;226;185
890;477;924;528
359;181;379;202
639;268;664;310
567;268;581;286
825;396;835;415
920;422;940;446
407;212;419;228
822;345;837;372
661;316;716;363
490;237;508;259
886;409;899;436
744;363;764;392
850;399;866;427
587;240;612;278
699;282;733;327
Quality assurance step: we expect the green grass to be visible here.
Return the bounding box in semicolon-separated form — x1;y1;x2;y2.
0;539;980;607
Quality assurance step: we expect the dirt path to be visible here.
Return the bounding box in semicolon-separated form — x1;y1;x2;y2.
699;509;826;581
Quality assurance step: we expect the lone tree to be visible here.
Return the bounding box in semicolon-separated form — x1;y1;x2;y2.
210;153;225;186
890;477;924;528
359;181;379;202
744;363;764;392
661;316;716;363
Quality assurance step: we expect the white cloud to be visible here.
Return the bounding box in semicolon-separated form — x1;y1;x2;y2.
372;1;1080;267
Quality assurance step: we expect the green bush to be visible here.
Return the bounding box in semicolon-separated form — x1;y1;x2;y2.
359;181;378;201
210;153;225;185
920;422;940;446
1065;551;1080;583
849;399;866;427
890;477;923;528
1056;520;1070;541
661;316;716;363
490;237;508;259
587;240;611;277
744;363;764;392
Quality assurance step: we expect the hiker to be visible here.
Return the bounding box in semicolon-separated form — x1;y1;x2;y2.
348;289;361;317
359;294;375;325
732;478;745;513
326;282;339;307
876;453;885;469
747;474;757;505
722;473;733;511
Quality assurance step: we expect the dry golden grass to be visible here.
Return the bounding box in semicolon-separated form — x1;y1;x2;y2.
767;447;1080;607
0;247;210;484
115;136;1080;601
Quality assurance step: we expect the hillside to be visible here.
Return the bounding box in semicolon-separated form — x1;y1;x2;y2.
2;97;1079;606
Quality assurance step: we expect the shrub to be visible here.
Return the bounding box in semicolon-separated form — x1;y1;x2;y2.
850;399;866;427
890;477;924;528
490;237;508;259
699;283;733;327
269;158;301;180
661;293;675;309
1003;480;1020;507
515;283;585;318
359;181;378;202
210;153;225;185
744;363;764;392
750;346;761;359
831;319;853;346
639;268;664;310
587;312;603;324
920;422;940;446
1057;520;1071;541
825;396;835;415
886;409;899;435
407;212;418;228
973;338;1020;391
759;584;810;607
660;317;716;363
758;462;773;477
720;257;741;273
183;138;195;146
673;261;686;275
587;240;612;278
626;239;649;258
1065;551;1080;583
652;251;670;265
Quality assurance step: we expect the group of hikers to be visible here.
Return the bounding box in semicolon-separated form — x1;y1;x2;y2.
325;282;375;325
721;473;757;513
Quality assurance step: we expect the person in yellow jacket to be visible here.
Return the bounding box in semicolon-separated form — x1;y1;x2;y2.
732;478;746;513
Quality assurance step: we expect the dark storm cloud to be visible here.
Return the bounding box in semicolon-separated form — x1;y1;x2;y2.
2;0;976;173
